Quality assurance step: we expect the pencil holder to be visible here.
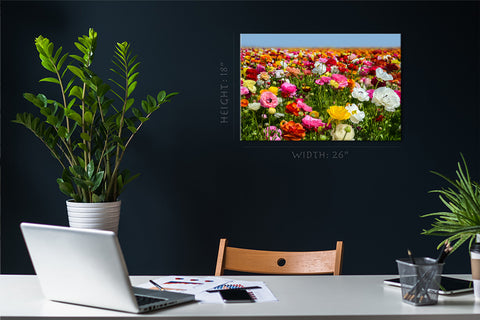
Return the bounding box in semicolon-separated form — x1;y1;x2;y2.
396;257;444;306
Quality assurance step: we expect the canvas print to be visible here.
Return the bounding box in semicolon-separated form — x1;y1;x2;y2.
240;34;401;141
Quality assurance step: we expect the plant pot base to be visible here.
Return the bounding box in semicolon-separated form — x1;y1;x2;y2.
66;200;121;234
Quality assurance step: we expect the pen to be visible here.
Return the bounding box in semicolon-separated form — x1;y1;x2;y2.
207;286;262;293
149;280;165;291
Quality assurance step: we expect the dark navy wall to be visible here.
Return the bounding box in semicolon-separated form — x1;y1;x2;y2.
2;1;479;275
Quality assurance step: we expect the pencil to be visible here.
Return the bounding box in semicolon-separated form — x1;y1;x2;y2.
149;280;165;291
206;286;262;293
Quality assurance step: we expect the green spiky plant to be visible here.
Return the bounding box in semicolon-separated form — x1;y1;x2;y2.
422;154;480;253
13;28;178;202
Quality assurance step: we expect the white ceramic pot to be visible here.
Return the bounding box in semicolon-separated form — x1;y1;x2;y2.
472;234;480;299
66;200;121;234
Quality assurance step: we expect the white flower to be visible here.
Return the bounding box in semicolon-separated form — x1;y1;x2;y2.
247;102;261;111
351;87;370;102
276;97;283;105
274;112;285;118
312;62;327;75
280;61;289;69
345;104;365;124
331;124;355;141
330;66;339;74
275;70;285;79
372;87;400;112
375;68;393;81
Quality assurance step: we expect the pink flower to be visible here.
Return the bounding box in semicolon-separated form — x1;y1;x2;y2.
394;90;401;103
331;74;348;88
259;91;278;108
318;57;328;63
280;82;297;97
359;67;369;76
366;89;375;99
296;99;313;112
315;76;331;85
301;115;325;131
361;77;372;87
256;64;266;73
240;86;249;95
264;126;282;141
363;61;373;67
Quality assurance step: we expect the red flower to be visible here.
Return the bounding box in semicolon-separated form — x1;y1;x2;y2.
246;68;259;81
368;66;380;76
386;63;400;72
326;58;337;66
285;102;300;116
348;63;358;71
371;78;386;88
375;115;385;122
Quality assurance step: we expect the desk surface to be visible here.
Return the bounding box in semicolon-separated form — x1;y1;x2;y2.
1;274;479;319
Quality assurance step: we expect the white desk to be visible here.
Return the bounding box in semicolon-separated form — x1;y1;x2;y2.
1;275;479;319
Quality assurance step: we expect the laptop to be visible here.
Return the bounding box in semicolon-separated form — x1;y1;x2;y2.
20;222;195;313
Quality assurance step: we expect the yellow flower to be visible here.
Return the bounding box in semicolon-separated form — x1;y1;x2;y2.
243;80;257;93
268;108;276;115
327;106;351;122
241;68;247;78
310;111;320;118
329;80;339;89
268;86;279;95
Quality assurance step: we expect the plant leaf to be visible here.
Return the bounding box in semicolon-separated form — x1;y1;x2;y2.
80;132;91;141
39;77;60;84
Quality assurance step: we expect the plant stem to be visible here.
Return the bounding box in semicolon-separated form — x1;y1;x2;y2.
49;54;70;133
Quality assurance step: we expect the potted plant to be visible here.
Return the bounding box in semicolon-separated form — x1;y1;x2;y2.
422;154;480;250
421;154;480;297
13;28;178;233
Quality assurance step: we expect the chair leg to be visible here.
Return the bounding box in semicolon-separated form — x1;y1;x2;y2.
215;238;228;276
334;241;344;276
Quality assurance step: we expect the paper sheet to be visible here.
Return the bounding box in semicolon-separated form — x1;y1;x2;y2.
136;276;228;294
137;276;278;304
195;280;278;304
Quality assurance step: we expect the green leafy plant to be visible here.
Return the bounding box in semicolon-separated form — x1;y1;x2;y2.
13;28;178;203
422;154;480;252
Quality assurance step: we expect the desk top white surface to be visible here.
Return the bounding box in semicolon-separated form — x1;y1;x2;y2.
1;274;479;319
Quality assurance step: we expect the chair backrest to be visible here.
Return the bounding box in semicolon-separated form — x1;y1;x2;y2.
215;239;344;276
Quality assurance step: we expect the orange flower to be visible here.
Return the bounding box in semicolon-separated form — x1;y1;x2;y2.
241;99;249;107
348;79;356;92
285;66;301;77
280;120;306;141
259;72;270;81
285;102;300;116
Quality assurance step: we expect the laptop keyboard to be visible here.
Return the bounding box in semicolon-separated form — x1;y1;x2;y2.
135;295;166;306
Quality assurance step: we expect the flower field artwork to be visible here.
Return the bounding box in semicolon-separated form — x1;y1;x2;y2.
240;34;401;141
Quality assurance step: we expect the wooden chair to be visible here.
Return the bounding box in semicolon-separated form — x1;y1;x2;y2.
215;239;344;276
